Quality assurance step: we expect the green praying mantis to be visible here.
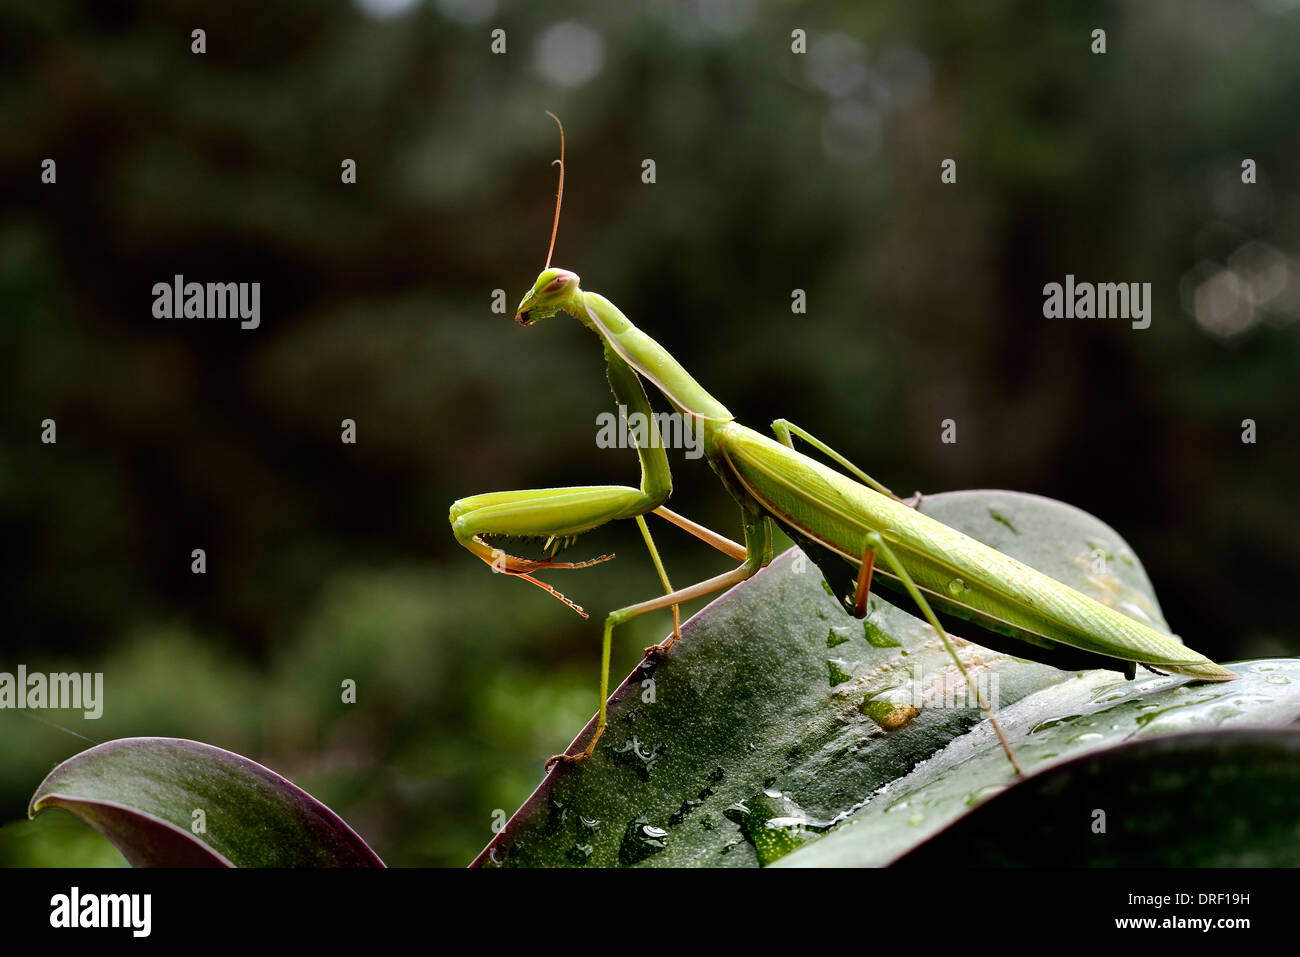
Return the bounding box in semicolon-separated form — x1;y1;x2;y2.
450;114;1237;777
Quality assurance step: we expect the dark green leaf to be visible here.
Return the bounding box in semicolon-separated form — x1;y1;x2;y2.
890;729;1300;867
29;737;384;867
777;657;1300;866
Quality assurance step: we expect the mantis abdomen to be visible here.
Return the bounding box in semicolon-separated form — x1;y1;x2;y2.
713;421;1235;681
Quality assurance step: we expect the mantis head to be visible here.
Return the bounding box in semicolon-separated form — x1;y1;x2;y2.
516;268;580;325
514;113;582;327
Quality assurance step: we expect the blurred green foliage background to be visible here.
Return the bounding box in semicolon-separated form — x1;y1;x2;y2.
2;0;1297;866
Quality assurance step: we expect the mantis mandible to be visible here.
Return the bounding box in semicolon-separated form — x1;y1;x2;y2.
450;114;1237;777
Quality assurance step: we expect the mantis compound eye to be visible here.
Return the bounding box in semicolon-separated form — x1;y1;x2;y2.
543;269;579;294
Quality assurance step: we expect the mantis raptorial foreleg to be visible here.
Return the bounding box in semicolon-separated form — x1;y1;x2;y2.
450;345;676;615
545;511;771;770
859;531;1023;775
452;328;753;759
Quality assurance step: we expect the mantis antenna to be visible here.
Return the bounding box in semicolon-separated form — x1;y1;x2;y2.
544;110;565;269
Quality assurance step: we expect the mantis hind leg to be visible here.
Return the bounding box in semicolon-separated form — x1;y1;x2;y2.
860;531;1023;776
771;419;922;507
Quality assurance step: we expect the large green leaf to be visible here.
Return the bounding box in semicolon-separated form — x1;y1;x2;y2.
777;658;1300;866
29;737;384;867
476;490;1300;867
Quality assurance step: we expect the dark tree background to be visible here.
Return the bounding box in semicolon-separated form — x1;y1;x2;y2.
1;0;1297;865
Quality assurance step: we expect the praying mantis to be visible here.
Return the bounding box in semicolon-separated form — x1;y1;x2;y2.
450;114;1237;777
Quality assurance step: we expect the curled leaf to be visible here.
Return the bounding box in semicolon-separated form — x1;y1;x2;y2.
30;737;383;867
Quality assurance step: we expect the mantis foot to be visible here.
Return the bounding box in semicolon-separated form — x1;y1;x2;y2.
545;752;584;772
545;729;602;772
545;746;598;772
643;634;681;659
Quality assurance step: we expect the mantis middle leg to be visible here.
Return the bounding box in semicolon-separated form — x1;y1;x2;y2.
546;511;771;770
772;419;923;508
